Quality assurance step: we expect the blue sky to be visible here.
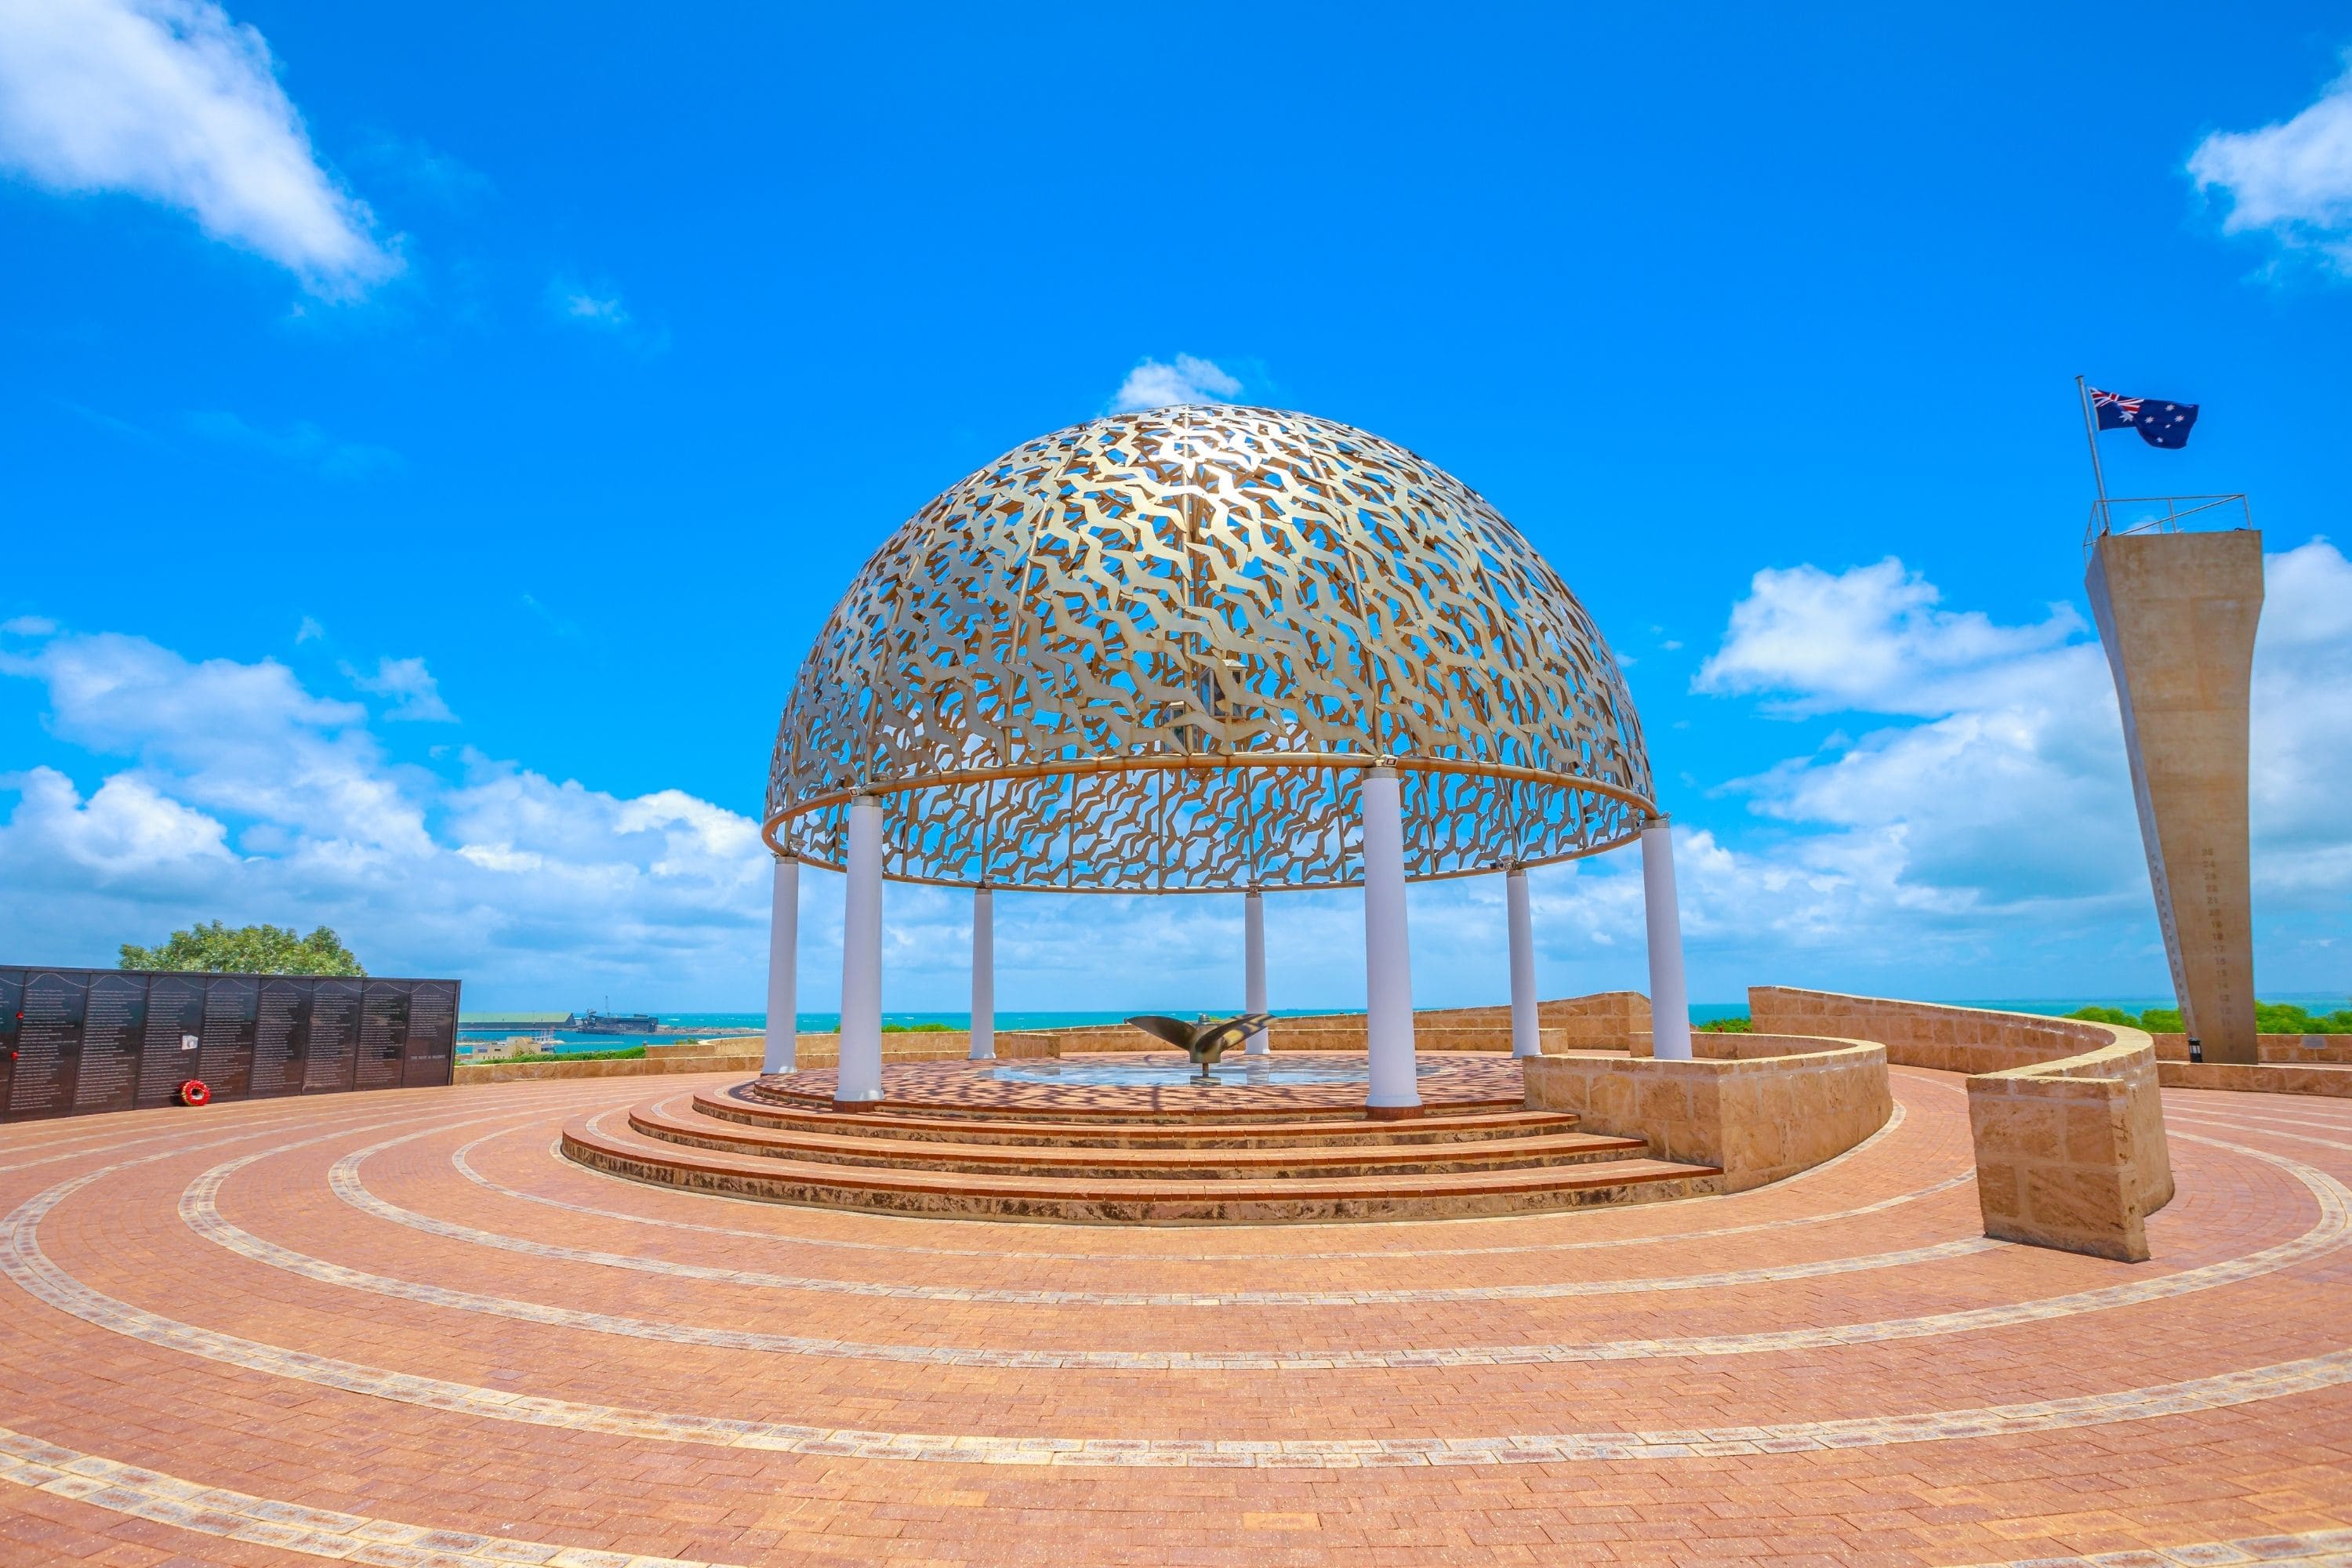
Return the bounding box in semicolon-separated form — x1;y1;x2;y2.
2;2;2348;1012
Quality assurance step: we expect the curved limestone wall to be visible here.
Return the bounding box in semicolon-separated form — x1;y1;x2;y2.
1522;1034;1891;1193
1968;1033;2174;1261
1750;987;2174;1262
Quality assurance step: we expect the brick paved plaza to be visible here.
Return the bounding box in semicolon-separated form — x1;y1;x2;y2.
2;1063;2349;1566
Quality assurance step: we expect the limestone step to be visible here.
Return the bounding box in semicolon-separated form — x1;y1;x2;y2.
626;1100;1645;1180
561;1113;1722;1225
689;1087;1590;1149
740;1076;1528;1126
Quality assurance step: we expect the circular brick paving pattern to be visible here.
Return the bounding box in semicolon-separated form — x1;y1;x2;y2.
2;1069;2348;1566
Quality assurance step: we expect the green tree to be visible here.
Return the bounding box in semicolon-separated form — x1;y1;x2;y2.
2256;1001;2314;1035
2254;1002;2352;1034
2066;1003;2352;1036
118;922;367;976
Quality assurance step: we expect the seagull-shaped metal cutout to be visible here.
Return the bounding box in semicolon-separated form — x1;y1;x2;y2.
1125;1013;1272;1083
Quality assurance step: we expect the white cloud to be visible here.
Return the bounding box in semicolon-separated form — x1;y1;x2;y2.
3;615;59;636
519;592;582;638
184;409;402;480
1693;557;2080;717
545;276;667;354
1;630;419;856
2250;539;2352;899
1693;558;2166;913
558;289;629;326
1111;354;1243;412
1691;558;2139;916
345;655;455;723
0;0;398;294
5;545;2344;1014
2190;58;2352;273
1726;655;2143;904
1670;545;2352;998
3;766;231;877
294;615;325;644
0;627;771;1007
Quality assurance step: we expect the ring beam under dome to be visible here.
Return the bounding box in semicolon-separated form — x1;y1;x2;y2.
765;405;1655;892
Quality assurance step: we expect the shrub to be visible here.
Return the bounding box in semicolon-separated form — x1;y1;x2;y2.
2070;1001;2351;1035
2256;1002;2352;1034
120;921;365;975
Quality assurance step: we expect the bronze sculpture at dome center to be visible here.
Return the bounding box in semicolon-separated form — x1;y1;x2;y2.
1124;1012;1276;1082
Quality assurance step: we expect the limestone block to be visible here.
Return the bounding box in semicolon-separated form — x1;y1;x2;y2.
1967;1047;2161;1263
1976;1162;2024;1221
2152;1032;2352;1065
2159;1059;2352;1099
1523;1038;1889;1194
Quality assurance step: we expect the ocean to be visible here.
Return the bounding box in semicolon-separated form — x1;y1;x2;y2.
460;994;2348;1055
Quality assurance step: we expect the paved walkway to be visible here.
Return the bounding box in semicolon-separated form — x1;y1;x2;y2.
0;1069;2347;1566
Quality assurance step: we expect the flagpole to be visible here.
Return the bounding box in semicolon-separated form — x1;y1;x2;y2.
2075;375;2111;535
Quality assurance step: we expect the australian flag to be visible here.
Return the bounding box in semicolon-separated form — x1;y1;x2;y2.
2091;388;2199;448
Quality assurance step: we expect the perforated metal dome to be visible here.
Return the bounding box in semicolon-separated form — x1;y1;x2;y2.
764;405;1653;891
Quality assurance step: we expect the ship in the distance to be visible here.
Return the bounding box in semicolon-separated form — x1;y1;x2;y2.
569;1009;659;1035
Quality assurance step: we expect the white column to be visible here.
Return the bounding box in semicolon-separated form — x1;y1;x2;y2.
835;795;886;1102
1243;887;1269;1054
763;854;799;1074
1641;815;1692;1062
1361;764;1421;1110
968;884;995;1061
1506;863;1540;1058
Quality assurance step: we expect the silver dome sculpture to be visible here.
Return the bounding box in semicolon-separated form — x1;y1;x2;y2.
759;404;1693;1108
764;405;1657;892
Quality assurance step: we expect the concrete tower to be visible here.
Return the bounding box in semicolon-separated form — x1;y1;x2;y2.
2085;529;2264;1064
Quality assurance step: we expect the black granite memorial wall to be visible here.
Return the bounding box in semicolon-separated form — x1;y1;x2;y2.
136;976;205;1109
302;978;362;1094
0;968;459;1123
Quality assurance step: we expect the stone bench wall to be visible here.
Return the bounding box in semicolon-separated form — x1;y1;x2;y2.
2151;1033;2352;1065
1522;1034;1891;1193
1969;1035;2173;1263
1040;1022;1571;1054
1393;991;1653;1051
1750;986;2175;1263
459;1032;1059;1084
766;1032;1058;1068
1750;987;2120;1076
1034;991;1651;1055
2158;1059;2352;1099
456;1052;763;1084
